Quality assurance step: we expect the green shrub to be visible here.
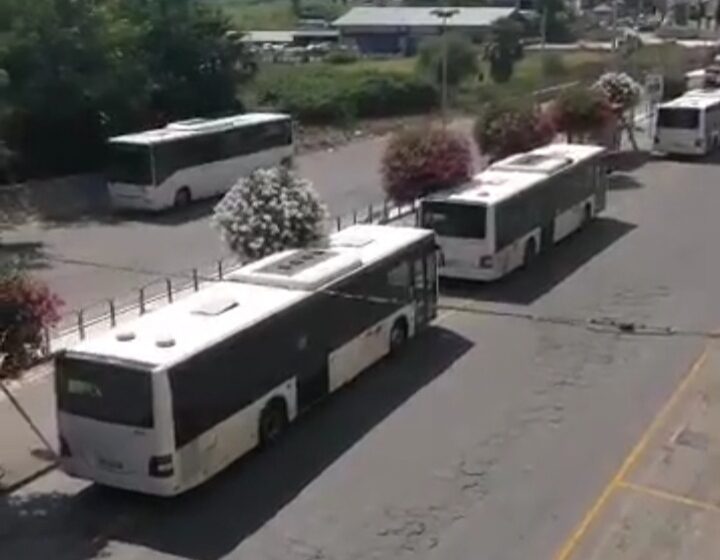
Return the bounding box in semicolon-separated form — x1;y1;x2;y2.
662;74;686;100
326;50;359;65
254;67;437;124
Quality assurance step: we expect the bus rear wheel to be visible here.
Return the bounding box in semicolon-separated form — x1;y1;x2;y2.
389;317;408;355
259;398;288;447
174;188;192;209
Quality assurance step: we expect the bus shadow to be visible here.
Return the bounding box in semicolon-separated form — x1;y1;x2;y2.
442;217;637;306
113;197;219;227
66;326;472;560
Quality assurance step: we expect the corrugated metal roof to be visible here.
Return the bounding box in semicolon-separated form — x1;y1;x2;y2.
333;7;516;28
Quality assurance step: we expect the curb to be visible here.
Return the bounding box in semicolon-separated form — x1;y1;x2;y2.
0;461;57;495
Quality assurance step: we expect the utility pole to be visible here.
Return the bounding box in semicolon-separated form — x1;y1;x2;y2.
431;7;459;127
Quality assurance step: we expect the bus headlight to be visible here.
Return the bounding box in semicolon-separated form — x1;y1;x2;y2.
149;454;174;478
479;255;493;268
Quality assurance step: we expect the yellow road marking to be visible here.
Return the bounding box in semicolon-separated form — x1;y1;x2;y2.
618;481;720;514
553;347;710;560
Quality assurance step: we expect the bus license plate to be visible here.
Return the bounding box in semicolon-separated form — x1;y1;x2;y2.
97;456;123;471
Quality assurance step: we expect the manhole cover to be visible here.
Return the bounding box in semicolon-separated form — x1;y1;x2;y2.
674;428;711;451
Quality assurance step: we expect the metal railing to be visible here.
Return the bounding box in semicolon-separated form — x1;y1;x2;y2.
45;197;420;354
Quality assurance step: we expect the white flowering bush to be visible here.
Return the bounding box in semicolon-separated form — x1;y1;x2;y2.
213;167;328;260
593;72;641;111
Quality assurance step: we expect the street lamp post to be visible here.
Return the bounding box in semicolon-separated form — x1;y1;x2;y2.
430;8;459;127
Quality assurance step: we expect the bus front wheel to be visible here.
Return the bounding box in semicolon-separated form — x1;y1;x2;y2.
259;398;288;447
174;187;192;209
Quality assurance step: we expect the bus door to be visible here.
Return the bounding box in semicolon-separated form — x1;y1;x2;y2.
412;249;438;329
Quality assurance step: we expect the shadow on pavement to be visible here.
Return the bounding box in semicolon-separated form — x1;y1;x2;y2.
609;173;643;191
113;197;219;227
0;326;472;560
0;241;51;271
442;217;636;306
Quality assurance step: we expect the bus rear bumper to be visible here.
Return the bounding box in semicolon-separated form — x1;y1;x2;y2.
439;265;503;282
59;458;180;496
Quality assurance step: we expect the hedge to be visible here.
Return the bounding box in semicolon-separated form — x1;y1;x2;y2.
254;67;438;124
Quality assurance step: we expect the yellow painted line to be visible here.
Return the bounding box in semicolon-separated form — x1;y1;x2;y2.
553;347;710;560
618;481;720;514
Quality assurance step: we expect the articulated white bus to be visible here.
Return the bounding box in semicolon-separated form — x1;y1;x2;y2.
419;143;608;281
55;224;438;495
654;89;720;156
106;113;294;211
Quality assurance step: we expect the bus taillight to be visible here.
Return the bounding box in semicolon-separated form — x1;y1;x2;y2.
149;454;174;478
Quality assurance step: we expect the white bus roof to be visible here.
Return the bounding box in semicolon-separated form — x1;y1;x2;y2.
426;143;606;206
108;113;290;146
66;225;432;370
660;90;720;109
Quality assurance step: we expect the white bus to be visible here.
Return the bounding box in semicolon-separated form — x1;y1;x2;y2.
654;89;720;156
419;143;608;281
106;113;294;211
54;224;438;496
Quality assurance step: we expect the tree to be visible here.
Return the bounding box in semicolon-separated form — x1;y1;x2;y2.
417;33;479;89
474;100;555;162
213;167;328;260
292;0;302;17
0;261;62;377
484;18;523;84
0;0;254;179
381;126;473;202
549;86;616;143
535;0;574;43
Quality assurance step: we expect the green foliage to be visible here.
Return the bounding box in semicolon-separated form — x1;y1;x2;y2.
541;53;568;78
0;0;254;180
536;0;575;43
474;99;555;162
254;67;437;124
417;33;479;88
485;18;523;84
381;126;472;202
325;49;359;65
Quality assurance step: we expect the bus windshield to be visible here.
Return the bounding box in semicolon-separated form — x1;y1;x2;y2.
56;356;153;428
657;108;700;129
421;201;486;239
107;143;153;185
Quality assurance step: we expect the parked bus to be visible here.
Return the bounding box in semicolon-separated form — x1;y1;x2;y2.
106;113;294;211
419;143;608;281
55;224;438;495
654;89;720;156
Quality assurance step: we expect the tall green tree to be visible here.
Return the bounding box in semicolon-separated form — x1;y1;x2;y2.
417;33;479;88
484;18;523;84
0;0;254;179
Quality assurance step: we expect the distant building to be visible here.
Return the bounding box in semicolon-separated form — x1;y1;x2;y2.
241;29;340;49
332;6;521;56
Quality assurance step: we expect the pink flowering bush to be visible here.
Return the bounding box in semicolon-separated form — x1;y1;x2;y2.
381;126;473;202
0;267;62;376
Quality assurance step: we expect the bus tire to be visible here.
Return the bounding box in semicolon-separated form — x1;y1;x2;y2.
174;187;192;209
280;156;294;168
389;317;408;355
583;203;593;226
258;397;288;447
523;238;537;269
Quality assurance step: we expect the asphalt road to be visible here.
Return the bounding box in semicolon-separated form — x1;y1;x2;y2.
4;153;720;560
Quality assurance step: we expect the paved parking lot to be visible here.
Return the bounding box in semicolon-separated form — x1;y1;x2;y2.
4;152;720;560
